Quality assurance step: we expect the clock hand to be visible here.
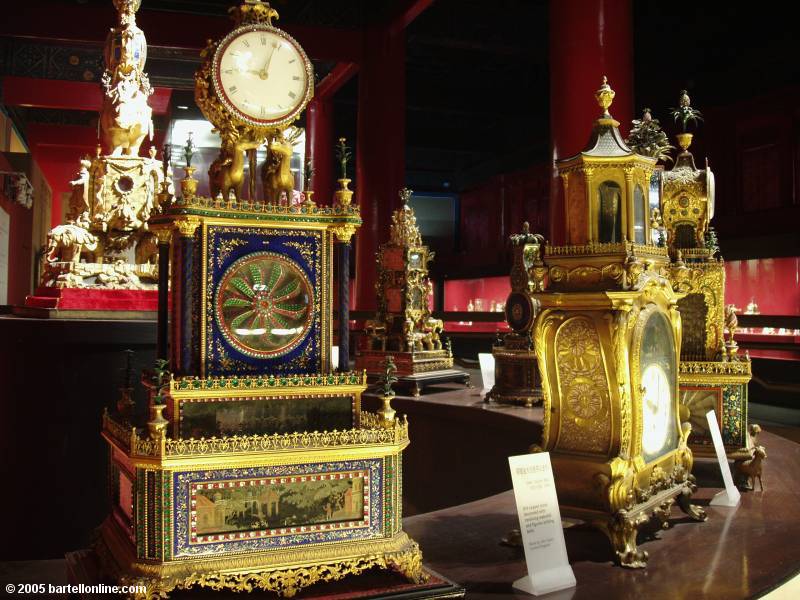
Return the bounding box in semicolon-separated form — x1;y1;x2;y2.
260;45;279;80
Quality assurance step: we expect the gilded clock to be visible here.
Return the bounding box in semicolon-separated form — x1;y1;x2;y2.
196;1;314;137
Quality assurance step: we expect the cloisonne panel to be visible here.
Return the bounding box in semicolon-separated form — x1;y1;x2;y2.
204;225;325;376
680;382;747;448
172;459;383;558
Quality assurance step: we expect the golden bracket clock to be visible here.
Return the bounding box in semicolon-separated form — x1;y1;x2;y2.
525;78;707;568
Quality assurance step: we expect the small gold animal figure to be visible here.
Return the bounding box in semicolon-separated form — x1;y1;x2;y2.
209;133;261;202
262;128;302;205
735;445;767;491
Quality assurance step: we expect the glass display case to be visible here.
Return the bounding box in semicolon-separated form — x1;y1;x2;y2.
443;276;509;332
723;257;800;361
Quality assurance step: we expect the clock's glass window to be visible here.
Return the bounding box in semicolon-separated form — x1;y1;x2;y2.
633;184;646;244
640;311;678;462
216;252;313;359
598;181;622;243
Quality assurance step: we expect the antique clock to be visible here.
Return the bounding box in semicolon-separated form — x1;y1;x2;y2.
97;3;427;597
528;78;707;568
660;93;754;462
356;188;465;396
197;0;313;135
486;223;544;406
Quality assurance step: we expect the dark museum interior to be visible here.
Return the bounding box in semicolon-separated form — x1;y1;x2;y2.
0;1;799;598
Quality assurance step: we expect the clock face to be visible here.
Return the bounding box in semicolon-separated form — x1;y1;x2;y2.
505;292;533;332
639;311;678;462
213;25;312;127
215;252;314;359
706;167;716;220
641;365;671;456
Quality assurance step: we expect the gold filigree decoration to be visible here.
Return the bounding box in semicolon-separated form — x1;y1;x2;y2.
284;240;316;264
669;261;724;360
389;188;423;247
126;414;410;458
216;238;248;267
554;317;611;453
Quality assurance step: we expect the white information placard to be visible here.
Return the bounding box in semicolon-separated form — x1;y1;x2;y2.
478;352;495;394
706;409;741;507
508;452;576;596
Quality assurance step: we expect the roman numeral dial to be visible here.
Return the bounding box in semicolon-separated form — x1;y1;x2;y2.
214;26;312;125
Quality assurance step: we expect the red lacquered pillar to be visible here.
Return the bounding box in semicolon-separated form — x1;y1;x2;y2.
549;0;633;244
305;97;335;204
354;25;406;311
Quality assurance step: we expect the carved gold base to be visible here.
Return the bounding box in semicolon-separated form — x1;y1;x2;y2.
42;261;158;289
356;350;453;377
590;479;706;568
97;518;426;599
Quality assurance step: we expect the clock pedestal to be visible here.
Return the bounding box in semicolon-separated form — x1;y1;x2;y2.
527;78;706;568
98;195;429;597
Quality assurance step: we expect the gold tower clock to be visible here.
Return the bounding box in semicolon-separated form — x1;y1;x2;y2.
527;78;707;568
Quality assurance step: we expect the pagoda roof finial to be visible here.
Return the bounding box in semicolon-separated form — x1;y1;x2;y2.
595;75;615;118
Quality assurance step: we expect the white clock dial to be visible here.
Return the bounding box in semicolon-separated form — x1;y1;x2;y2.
214;27;311;125
706;167;716;220
641;364;670;457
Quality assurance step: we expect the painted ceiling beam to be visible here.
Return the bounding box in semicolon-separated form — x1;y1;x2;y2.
2;76;172;114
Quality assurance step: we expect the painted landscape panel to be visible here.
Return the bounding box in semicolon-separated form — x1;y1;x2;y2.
194;474;365;536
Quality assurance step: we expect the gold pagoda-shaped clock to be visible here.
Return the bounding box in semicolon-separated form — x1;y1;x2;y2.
96;3;427;597
526;78;707;568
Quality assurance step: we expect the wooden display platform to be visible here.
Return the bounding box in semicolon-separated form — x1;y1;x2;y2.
65;549;465;599
369;369;471;397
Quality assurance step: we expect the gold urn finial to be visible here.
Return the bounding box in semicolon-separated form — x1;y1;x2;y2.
595;75;615;118
231;0;279;26
399;187;412;206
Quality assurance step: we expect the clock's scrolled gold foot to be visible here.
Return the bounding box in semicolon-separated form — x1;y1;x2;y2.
387;542;427;584
412;383;421;398
596;511;650;569
677;484;708;522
